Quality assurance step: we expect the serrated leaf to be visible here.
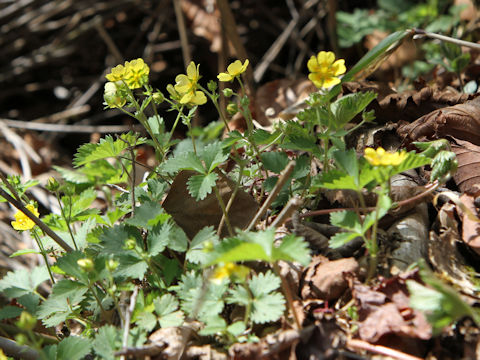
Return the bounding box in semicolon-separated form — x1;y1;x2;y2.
162;152;205;174
331;92;377;129
93;325;121;360
187;172;217;200
56;336;92;360
147;222;171;256
227;285;250;306
135;311;157;332
330;210;362;233
248;271;281;297
55;251;90;284
37;284;86;327
154;294;184;328
251;291;285;324
125;200;166;229
200;142;229;173
333;149;359;179
260;152;289;174
329;231;361;249
115;253;148;280
100;224;143;256
198;316;227;336
0;305;23;320
0;266;49;298
186;226;219;265
73;133;146;167
274;234;311;266
313;170;359;191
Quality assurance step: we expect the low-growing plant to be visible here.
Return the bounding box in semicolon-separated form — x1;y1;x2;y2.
0;28;467;358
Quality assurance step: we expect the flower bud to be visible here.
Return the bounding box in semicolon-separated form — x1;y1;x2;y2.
77;258;94;272
46;177;60;192
16;311;37;331
106;258;119;272
226;103;238;116
104;82;126;108
152;91;164;104
207;80;218;92
125;239;137;250
222;88;234;98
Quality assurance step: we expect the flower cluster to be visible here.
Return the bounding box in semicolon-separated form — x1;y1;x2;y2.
105;58;150;89
169;62;207;106
364;147;407;167
11;204;39;231
307;51;346;89
104;58;150;108
218;59;249;82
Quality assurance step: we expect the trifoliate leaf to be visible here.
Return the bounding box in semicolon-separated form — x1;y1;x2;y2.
37;284;86;327
260;152;289;174
187;172;218;200
73;133;146;167
135;311;157;332
55;251;90;284
227;285;250;306
100;224;143;255
115;253;148;280
147;222;171;256
167;225;189;252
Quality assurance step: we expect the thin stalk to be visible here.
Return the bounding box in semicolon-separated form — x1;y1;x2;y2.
217;164;243;236
214;185;234;236
55;194;78;251
273;262;301;329
198;85;230;131
32;230;55;286
87;281;108;321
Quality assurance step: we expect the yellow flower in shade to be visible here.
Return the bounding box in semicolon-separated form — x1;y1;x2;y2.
106;64;126;82
217;59;249;82
11;204;39;231
364;147;407;167
307;51;346;89
124;58;150;89
174;61;207;105
211;262;250;284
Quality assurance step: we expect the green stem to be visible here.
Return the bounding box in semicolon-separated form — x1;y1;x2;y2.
198;85;230;132
56;194;78;251
214;185;234;236
32;230;55;286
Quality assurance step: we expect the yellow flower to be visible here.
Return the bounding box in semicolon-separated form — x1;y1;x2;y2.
106;64;126;82
210;262;250;284
364;147;407;166
307;51;346;89
11;204;39;231
124;58;150;89
217;59;249;82
173;61;206;104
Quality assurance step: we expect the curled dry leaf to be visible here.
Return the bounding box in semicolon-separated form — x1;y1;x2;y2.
398;96;480;146
301;256;359;301
343;81;473;124
349;273;431;346
162;170;258;238
450;138;480;194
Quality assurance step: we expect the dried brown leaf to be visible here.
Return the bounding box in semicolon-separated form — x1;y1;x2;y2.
162;170;258;238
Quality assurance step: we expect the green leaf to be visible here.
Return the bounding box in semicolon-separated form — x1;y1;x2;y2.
73;133;146;167
125;200;167;229
330;211;362;233
147;222;171;256
175;271;226;322
162;152;205;174
93;325;121;360
198;316;227;336
186;226;219;265
333;149;359;179
274;234;311;266
0;305;23;320
329;231;361;249
249;271;281;297
55;251;90;284
227;285;250;306
100;224;143;256
135;311;157;332
200;142;229;173
115;253;148;280
313;170;359;191
187;172;218;201
154;294;184;328
250;291;285;324
0;266;49;298
10;249;41;257
260;152;289;174
330;92;377;129
56;336;92;360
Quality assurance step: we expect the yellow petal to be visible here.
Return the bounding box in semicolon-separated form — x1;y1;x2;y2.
317;51;335;66
217;72;233;82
